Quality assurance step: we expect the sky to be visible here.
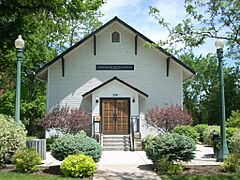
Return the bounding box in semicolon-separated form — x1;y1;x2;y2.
99;0;227;63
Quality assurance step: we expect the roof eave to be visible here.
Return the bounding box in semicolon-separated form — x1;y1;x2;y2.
35;16;195;79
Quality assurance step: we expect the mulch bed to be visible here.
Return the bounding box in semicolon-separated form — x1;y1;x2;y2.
0;165;63;176
0;164;228;177
183;165;227;176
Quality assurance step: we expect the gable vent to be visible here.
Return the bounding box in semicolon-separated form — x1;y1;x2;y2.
111;31;120;43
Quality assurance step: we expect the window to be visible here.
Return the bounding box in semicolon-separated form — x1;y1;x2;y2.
111;31;120;43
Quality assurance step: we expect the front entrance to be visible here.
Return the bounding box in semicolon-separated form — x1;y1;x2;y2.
101;98;130;134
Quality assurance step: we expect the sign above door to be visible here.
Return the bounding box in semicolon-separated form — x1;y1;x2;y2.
96;64;134;71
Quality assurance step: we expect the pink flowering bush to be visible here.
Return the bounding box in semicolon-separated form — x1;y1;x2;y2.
145;105;192;132
40;106;91;135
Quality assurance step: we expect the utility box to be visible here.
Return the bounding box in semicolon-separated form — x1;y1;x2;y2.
26;139;46;160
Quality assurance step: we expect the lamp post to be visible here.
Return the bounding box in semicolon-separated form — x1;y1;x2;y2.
14;35;25;126
215;39;229;162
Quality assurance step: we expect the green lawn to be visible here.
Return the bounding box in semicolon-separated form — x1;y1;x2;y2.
163;173;240;180
0;172;90;180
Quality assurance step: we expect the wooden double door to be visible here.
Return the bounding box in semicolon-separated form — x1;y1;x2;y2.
101;98;130;134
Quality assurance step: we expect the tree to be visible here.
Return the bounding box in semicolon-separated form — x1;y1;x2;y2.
40;106;91;135
181;52;240;125
145;105;192;132
0;0;104;135
227;110;240;128
149;0;240;60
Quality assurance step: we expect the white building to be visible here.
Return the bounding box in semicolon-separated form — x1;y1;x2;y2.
36;17;195;140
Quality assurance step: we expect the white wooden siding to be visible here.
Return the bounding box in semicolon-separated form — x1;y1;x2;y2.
47;22;183;136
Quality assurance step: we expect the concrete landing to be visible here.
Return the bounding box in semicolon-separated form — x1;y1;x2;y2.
94;151;160;180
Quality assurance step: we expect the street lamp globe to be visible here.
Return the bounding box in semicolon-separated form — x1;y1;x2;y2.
15;35;25;49
215;39;224;49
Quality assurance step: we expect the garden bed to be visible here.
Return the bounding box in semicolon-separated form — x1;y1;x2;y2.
183;165;226;176
0;165;91;179
0;164;229;177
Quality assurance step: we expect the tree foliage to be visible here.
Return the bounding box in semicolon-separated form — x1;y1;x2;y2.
182;52;240;124
145;105;192;132
40;106;91;134
149;0;240;60
227;110;240;128
0;0;104;135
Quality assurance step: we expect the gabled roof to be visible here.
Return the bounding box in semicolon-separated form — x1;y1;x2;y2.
36;16;195;79
82;76;148;98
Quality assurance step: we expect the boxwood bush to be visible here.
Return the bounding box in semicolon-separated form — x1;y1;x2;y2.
0;114;27;164
144;133;196;163
202;126;239;149
194;124;208;142
13;148;41;173
51;132;102;162
172;125;198;142
202;126;220;146
60;154;96;178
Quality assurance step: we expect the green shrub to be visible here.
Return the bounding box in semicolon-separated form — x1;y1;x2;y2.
144;133;196;162
51;132;102;162
221;153;240;172
194;124;208;142
202;126;220;146
46;136;58;151
154;156;184;175
173;125;198;142
60;154;96;178
202;126;239;149
227;110;240;128
0;114;27;164
230;131;240;153
13;148;41;173
226;127;240;150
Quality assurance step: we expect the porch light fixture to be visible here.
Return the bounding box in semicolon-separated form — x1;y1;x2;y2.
215;38;229;162
14;35;25;126
132;97;135;103
96;97;99;103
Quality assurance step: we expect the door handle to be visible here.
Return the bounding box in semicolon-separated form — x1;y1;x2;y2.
113;113;117;122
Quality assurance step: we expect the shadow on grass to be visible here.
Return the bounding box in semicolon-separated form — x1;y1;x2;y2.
163;174;240;180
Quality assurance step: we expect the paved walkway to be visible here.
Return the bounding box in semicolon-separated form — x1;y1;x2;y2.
187;144;220;166
94;151;160;180
41;144;220;179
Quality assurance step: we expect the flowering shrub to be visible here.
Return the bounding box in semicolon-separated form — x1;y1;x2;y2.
41;106;91;135
145;105;192;132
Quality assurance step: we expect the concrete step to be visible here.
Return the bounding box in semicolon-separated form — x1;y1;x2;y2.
102;135;131;151
103;136;129;140
103;142;130;146
103;147;131;151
